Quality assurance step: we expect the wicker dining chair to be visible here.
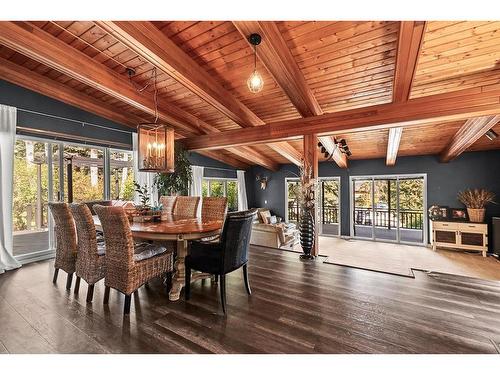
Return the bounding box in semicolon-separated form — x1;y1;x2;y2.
185;209;257;314
70;203;106;303
173;196;200;218
48;202;77;290
160;196;177;216
93;205;175;315
200;197;228;242
201;197;228;221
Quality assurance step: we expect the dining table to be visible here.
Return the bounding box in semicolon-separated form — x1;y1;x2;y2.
93;214;223;301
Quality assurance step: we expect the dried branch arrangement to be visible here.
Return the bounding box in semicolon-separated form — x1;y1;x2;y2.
457;189;496;209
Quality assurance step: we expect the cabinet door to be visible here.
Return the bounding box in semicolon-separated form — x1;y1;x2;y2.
460;231;484;247
435;230;456;244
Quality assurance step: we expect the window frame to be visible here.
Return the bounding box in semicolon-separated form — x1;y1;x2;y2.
202;177;239;211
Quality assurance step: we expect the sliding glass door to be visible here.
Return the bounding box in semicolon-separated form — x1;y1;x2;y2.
373;177;398;241
12;138;61;259
353;178;374;239
285;178;300;223
351;175;426;245
319;178;340;236
12;135;136;263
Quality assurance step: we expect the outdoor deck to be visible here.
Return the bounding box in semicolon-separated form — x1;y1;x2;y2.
13;230;50;257
354;225;423;243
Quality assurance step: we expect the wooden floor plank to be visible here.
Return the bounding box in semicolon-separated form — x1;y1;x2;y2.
0;246;499;354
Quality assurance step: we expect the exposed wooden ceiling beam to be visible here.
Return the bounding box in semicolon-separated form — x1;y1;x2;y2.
228;147;279;172
386;127;403;166
0;56;143;128
96;21;264;128
267;142;302;166
95;21;301;166
318;136;348;169
393;21;426;103
0;21;215;137
197;150;250;170
233;21;348;169
440;115;500;162
182;84;500;151
233;21;322;118
0;21;279;170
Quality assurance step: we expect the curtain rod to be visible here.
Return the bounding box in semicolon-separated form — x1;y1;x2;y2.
17;107;134;135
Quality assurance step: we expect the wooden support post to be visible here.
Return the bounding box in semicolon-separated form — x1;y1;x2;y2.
303;134;319;257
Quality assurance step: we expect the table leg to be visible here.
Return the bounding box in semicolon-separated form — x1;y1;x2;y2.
169;239;187;301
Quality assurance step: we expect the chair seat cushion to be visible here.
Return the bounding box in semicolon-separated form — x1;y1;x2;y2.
186;241;223;274
133;243;168;262
97;242;106;256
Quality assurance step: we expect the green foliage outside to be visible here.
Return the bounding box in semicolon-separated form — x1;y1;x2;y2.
13;140;135;232
13;152;49;231
226;181;238;211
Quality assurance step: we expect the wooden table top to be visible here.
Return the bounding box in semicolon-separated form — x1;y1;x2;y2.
92;215;223;240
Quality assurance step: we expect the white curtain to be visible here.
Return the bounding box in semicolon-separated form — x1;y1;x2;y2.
0;105;22;273
190;165;204;217
132;132;157;206
237;170;248;211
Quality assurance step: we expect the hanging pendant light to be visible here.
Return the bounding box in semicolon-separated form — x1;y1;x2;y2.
136;67;175;173
247;33;264;93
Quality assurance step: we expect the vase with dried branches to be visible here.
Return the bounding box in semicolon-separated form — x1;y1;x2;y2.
291;163;317;259
457;189;496;223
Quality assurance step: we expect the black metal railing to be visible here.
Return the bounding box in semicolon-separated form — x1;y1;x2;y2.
288;203;339;224
354;208;423;230
288;203;301;222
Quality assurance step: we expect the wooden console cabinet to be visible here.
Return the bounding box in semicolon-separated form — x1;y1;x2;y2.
431;220;488;257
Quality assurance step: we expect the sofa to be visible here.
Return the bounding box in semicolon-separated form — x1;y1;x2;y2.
250;208;299;250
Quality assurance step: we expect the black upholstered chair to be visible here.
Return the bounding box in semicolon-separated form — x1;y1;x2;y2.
184;209;257;314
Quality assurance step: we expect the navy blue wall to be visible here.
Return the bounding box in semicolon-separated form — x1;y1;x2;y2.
247;151;500;248
1;79;239;177
0;79;133;148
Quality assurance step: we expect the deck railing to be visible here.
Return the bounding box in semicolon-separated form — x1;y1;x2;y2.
288;204;423;230
354;208;423;230
287;204;339;224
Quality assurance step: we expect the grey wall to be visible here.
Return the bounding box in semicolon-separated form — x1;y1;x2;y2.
247;150;500;250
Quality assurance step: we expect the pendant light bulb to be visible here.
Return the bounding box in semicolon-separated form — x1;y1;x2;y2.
247;70;264;93
247;33;264;93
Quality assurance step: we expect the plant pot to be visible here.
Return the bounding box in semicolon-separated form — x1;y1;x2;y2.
299;210;315;260
467;208;485;223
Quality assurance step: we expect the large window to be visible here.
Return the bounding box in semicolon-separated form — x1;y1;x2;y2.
63;144;105;202
110;150;135;200
12;135;134;262
202;178;238;212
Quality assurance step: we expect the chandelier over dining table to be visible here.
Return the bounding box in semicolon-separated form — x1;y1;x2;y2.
131;66;175;173
138;123;174;172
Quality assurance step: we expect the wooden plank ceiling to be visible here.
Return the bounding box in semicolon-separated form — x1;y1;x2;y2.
0;20;499;169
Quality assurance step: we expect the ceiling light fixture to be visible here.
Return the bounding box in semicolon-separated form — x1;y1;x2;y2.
485;129;498;141
131;67;175;173
318;138;352;161
247;33;264;93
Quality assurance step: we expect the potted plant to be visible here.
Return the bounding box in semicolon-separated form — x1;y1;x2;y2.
133;182;161;222
457;189;496;223
292;163;317;260
154;143;193;197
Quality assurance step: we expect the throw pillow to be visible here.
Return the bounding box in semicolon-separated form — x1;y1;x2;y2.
259;209;271;224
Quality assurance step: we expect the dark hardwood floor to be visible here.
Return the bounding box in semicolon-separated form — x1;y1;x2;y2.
1;246;500;354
